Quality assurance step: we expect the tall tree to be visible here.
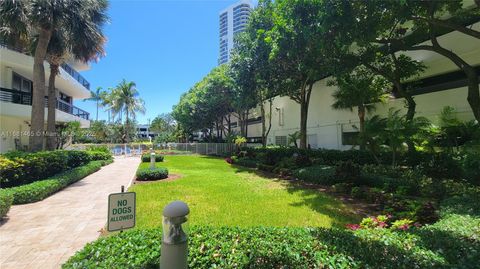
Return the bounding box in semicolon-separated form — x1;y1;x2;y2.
267;0;329;149
84;87;106;122
111;80;145;143
0;0;108;151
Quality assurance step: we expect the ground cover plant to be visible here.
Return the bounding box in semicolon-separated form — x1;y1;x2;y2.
130;155;358;228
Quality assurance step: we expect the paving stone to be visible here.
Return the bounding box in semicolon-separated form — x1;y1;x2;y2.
0;156;140;269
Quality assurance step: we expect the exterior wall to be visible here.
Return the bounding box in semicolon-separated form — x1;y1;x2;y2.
260;79;476;150
0;115;30;152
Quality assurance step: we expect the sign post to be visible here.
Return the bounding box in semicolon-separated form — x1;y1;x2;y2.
107;188;136;232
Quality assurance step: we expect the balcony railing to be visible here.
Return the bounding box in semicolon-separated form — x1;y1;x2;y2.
0;88;90;120
61;63;90;90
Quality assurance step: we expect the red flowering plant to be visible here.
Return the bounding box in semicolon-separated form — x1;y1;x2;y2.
345;214;419;231
225;157;234;164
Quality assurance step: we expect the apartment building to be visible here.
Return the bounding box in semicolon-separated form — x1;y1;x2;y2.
218;0;254;65
224;22;480;149
0;44;92;152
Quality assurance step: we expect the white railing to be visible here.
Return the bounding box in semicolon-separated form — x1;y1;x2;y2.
68;142;263;156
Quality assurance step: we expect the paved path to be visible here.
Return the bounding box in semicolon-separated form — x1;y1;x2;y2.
0;156;141;269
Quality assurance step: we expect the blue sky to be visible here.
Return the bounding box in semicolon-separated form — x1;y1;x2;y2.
74;0;244;124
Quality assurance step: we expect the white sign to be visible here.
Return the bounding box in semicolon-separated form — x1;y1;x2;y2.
107;192;136;232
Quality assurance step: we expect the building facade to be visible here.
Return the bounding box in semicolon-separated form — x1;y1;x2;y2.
223;22;480;149
0;44;92;152
218;0;254;65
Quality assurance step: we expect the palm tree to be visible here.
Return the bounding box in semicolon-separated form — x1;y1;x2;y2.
84;87;106;122
111;80;145;142
45;1;107;150
330;66;390;150
0;0;108;151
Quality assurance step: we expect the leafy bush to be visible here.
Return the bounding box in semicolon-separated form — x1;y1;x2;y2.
1;161;106;204
460;151;480;185
293;165;335;185
64;219;480;269
234;157;257;168
335;161;361;182
141;154;164;162
0;191;13;219
0;150;96;188
86;151;112;161
136;167;169;181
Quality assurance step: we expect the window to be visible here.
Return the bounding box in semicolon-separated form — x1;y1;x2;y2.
275;136;287;146
59;92;71;103
12;73;32;93
342;132;359;145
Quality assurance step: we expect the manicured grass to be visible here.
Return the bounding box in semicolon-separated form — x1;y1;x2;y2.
130;155;359;228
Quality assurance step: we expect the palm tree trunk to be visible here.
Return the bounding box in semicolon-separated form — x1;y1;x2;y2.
96;99;99;121
358;105;366;151
29;28;52;152
46;63;59;150
125;109;129;143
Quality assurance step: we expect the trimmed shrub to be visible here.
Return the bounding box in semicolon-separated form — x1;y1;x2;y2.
1;161;105;204
141;154;164;162
335;161;361;183
0;150;97;188
136;167;169;181
293;165;335;185
86;151;112;161
234;157;257;168
0;191;13;219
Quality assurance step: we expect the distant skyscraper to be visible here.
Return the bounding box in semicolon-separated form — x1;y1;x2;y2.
218;0;253;65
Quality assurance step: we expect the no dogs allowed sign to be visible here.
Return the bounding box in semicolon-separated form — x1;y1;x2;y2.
107;192;136;232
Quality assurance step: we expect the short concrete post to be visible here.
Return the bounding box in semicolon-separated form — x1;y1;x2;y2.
160;201;190;269
150;152;156;169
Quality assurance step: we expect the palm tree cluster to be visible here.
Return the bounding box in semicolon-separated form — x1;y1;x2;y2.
85;79;145;143
0;0;108;151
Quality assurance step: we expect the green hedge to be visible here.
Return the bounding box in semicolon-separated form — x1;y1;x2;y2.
136;167;168;181
293;165;335;184
0;191;13;219
141;154;164;162
63;219;479;269
0;160;112;205
0;150;112;188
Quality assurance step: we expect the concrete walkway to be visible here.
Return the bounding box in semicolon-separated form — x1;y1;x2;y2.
0;156;141;269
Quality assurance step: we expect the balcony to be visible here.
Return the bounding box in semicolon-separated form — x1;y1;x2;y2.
0;88;90;120
61;63;90;90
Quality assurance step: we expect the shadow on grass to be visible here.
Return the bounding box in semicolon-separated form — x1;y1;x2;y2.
232;165;360;226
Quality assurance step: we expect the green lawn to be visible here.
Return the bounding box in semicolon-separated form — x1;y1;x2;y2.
130;155;359;228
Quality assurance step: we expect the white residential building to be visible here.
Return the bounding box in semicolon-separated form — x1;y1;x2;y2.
224;22;480;149
218;0;254;65
0;44;92;152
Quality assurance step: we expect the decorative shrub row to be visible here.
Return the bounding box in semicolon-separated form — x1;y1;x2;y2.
238;147;479;184
141;154;164;163
0;150;112;188
136;167;169;181
0;191;13;219
0;160;112;205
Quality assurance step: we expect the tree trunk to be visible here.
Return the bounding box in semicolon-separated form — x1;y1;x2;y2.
358;105;366;151
299;83;313;150
46;63;59;150
245;109;249;140
125;109;129;143
29;28;52;152
261;102;266;147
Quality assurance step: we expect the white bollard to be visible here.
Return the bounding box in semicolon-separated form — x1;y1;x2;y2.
160;201;190;269
150;152;156;169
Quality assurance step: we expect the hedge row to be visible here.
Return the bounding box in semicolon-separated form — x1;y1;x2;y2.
141;154;164;163
136;167;169;181
0;150;112;188
63;204;479;269
0;159;112;206
0;191;13;219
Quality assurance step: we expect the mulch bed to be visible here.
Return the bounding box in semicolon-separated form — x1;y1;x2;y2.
133;174;182;185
